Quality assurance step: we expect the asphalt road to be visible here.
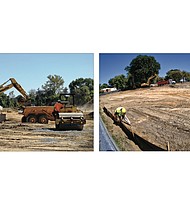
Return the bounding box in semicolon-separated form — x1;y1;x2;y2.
99;117;119;151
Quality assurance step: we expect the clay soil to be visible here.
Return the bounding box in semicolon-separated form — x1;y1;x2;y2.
0;111;93;151
100;82;190;151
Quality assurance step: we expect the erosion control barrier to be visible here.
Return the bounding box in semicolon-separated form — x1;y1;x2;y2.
103;107;166;151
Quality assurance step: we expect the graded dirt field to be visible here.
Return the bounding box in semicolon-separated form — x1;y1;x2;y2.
0;111;93;151
100;82;190;151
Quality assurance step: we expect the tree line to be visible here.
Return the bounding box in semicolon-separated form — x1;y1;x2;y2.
0;75;94;108
100;55;190;91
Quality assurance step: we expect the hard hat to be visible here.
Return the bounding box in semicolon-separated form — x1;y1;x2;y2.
121;107;126;114
58;100;61;102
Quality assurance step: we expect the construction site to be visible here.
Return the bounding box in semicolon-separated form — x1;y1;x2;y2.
0;78;93;151
100;82;190;151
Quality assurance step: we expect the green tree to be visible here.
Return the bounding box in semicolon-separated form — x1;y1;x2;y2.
28;89;37;104
0;93;9;107
69;78;94;106
42;74;64;101
157;76;164;82
125;55;161;88
99;83;109;90
108;74;128;90
181;70;190;81
165;69;183;82
62;87;69;94
8;91;16;108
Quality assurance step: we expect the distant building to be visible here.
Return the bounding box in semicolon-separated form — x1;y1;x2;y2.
100;87;117;93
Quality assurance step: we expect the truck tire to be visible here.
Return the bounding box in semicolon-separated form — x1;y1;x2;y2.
77;125;83;131
55;123;60;130
21;116;26;123
27;115;37;123
38;115;48;124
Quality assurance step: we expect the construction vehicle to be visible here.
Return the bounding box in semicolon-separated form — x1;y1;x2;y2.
0;78;54;124
21;106;55;123
22;94;86;130
0;79;86;130
157;80;169;86
55;93;86;130
0;78;29;123
141;74;158;87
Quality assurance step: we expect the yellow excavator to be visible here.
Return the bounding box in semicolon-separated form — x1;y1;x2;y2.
0;78;29;101
0;78;29;122
141;73;158;87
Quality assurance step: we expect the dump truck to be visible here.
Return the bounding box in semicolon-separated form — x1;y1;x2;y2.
157;80;169;86
21;106;55;123
55;94;86;130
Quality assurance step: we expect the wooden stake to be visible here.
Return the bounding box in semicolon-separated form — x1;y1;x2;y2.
167;141;170;151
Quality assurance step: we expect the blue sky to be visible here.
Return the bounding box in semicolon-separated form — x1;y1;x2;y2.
0;53;93;95
99;53;190;84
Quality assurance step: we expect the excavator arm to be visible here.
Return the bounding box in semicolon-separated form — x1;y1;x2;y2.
0;78;29;100
141;73;158;87
147;74;157;85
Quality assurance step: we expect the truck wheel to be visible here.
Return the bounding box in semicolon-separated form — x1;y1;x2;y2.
21;116;26;123
27;115;37;123
38;115;48;124
55;123;60;130
77;125;83;131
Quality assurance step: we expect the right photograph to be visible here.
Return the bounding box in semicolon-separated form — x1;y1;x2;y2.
99;53;190;151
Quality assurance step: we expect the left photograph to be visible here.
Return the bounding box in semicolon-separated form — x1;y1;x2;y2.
0;53;94;151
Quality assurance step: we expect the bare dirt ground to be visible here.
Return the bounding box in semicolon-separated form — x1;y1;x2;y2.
100;82;190;151
0;111;93;151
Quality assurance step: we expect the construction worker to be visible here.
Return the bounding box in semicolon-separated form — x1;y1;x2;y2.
114;107;131;125
53;100;64;119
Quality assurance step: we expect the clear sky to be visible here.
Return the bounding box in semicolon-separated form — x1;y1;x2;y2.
99;53;190;84
0;53;93;95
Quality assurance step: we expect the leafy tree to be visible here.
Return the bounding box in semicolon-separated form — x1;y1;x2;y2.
69;78;94;106
28;89;37;104
181;70;190;81
165;69;190;82
108;74;128;90
99;83;109;90
62;87;69;94
42;74;64;101
8;91;16;108
0;93;9;107
125;55;161;88
35;89;47;106
165;69;182;82
157;76;164;82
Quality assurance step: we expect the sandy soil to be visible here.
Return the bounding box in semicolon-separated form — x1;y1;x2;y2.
100;82;190;151
0;111;93;151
